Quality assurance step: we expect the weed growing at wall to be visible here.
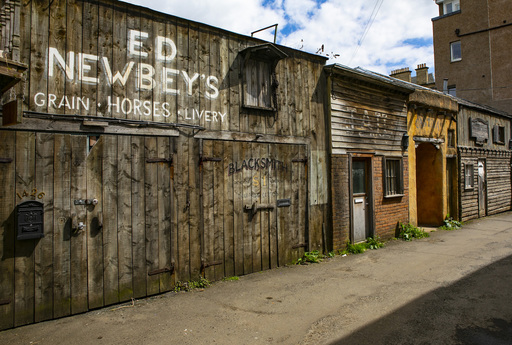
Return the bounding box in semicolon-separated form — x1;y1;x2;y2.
295;250;324;264
398;223;429;241
173;277;211;292
439;215;463;230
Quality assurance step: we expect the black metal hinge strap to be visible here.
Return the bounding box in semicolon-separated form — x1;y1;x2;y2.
0;299;11;306
0;158;13;163
148;266;174;276
201;260;223;269
146;157;173;164
292;158;307;163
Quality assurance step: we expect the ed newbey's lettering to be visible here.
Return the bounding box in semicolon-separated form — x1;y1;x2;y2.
39;29;226;122
33;93;227;122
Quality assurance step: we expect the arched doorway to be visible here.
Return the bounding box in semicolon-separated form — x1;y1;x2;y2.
416;142;444;226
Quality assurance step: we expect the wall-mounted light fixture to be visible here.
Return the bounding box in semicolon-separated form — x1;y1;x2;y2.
402;133;409;150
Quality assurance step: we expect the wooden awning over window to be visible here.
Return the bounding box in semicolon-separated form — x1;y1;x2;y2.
0;57;27;94
240;43;288;63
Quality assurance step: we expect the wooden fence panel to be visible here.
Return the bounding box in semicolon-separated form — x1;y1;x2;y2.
87;136;104;310
145;137;160;296
70;135;88;315
102;135;119;306
34;133;55;322
0;131;15;330
14;132;36;327
117;135;133;301
157;137;173;292
52;134;72;318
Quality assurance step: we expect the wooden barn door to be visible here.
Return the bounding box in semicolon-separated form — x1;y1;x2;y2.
0;131;176;330
200;140;307;281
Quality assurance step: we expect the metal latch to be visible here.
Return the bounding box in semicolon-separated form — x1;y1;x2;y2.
244;202;275;221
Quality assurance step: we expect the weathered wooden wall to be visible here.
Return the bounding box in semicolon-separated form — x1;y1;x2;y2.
328;70;410;156
0;0;328;329
458;105;512;222
459;150;512;222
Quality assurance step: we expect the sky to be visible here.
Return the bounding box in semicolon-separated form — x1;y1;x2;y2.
123;0;439;77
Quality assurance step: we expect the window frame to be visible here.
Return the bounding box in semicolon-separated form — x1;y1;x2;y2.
443;0;460;14
493;125;505;145
383;157;404;198
448;85;457;97
447;129;456;147
242;58;274;111
464;163;474;190
450;41;462;62
240;44;287;112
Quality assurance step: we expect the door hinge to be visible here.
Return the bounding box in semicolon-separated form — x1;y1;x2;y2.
148;266;174;276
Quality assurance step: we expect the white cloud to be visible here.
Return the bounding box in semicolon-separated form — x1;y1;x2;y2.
123;0;439;76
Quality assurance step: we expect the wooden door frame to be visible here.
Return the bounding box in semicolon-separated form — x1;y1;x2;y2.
477;158;487;218
349;154;374;244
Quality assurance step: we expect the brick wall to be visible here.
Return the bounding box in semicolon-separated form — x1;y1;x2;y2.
373;156;409;240
330;154;409;249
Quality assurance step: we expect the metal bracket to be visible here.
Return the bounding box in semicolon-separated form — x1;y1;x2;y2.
199;155;222;166
146;157;173;164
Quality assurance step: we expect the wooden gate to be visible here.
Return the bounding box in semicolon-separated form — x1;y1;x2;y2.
200;140;308;281
0;131;175;329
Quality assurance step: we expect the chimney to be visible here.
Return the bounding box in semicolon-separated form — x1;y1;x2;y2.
443;78;448;94
415;63;429;86
390;67;411;83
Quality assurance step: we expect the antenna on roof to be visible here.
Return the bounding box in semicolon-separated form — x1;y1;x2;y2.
251;24;278;44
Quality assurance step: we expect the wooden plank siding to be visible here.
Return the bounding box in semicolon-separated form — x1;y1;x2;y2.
329;78;409;156
0;0;329;329
457;105;512;222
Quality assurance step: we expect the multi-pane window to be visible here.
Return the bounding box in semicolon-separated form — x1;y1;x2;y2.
450;41;461;62
443;0;460;14
464;163;474;189
383;157;403;197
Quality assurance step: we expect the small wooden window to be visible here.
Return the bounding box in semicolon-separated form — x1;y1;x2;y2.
240;44;287;112
447;129;455;147
244;59;273;110
464;163;474;189
383;157;403;197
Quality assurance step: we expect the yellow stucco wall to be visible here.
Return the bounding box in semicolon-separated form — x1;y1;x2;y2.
407;95;458;227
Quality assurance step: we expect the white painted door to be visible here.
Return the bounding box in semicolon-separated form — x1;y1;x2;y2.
352;160;368;243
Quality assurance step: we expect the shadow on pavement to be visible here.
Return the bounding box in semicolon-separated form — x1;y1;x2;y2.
331;254;512;345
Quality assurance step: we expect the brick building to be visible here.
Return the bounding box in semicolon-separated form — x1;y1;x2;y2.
432;0;512;114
